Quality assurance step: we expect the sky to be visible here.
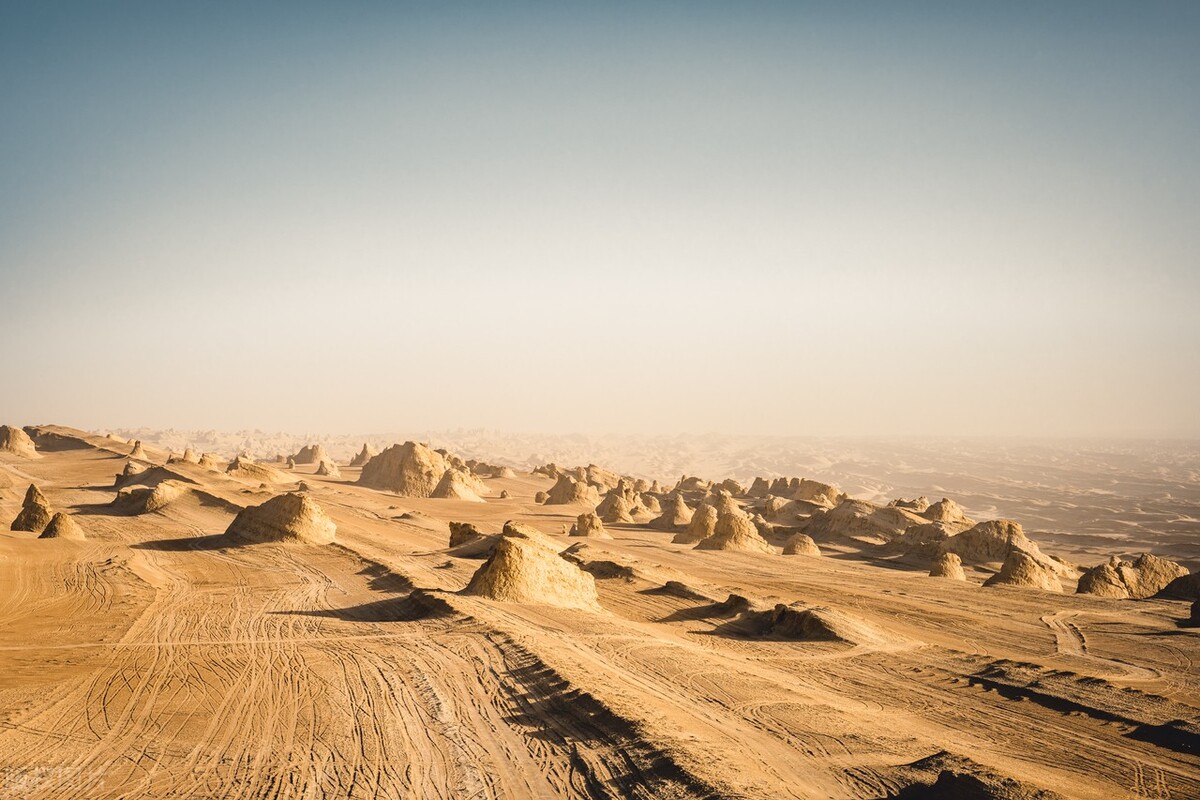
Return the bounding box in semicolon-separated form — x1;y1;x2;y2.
2;2;1198;437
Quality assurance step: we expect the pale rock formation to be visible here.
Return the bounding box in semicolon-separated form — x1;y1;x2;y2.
674;504;717;544
11;483;52;532
349;443;378;467
291;444;330;465
463;536;600;611
316;460;341;479
544;474;601;506
0;425;38;458
569;512;611;539
649;494;693;531
983;550;1063;592
929;552;967;580
358;442;448;496
782;532;821;556
695;506;776;553
431;468;486;502
226;493;337;545
1076;553;1189;600
39;512;85;541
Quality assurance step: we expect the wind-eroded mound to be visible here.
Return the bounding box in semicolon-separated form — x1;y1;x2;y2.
128;440;149;460
649;493;693;531
226;456;289;484
1077;553;1188;599
695;507;775;553
39;512;85;540
782;532;821;556
764;604;887;645
929;552;966;580
349;443;377;467
111;480;190;515
543;474;601;506
569;512;611;539
225;493;337;545
983;550;1063;593
359;442;448;496
315;460;341;479
462;536;600;611
291;444;329;465
893;750;1064;799
0;425;38;458
673;504;716;544
11;483;52;532
431;468;486;502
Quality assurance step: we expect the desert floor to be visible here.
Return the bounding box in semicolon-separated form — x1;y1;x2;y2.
1;427;1197;798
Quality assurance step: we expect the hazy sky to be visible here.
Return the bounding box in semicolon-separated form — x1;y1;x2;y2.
2;2;1198;437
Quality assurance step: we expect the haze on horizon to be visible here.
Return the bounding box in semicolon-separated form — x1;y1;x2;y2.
3;2;1198;439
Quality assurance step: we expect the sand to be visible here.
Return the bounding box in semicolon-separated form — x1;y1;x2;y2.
0;424;1197;799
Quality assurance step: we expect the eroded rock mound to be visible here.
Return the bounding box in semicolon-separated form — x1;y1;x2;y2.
449;521;485;548
544;474;601;506
226;456;289;484
765;604;885;645
695;506;775;553
674;503;717;544
431;468;486;502
804;499;924;544
650;493;693;531
39;512;85;541
782;532;821;556
0;425;38;458
462;536;600;611
983;550;1063;593
291;444;329;465
11;483;52;532
225;493;337;545
929;552;966;580
111;480;189;515
923;498;975;528
316;460;341;478
128;440;148;460
793;479;844;507
569;512;611;539
359;442;448;496
349;443;377;467
1077;553;1189;600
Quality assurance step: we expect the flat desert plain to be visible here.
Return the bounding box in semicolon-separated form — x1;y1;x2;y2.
1;424;1198;799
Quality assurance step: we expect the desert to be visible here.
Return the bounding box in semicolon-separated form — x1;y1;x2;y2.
0;424;1197;798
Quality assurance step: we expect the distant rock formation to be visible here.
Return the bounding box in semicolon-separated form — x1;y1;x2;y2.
226;493;336;545
315;460;341;479
695;506;775;553
0;425;38;458
431;468;486;502
449;521;486;548
1077;553;1188;600
923;498;975;528
929;552;966;580
39;512;85;540
793;479;844;507
782;532;821;556
983;550;1063;592
649;494;693;531
128;440;148;460
462;536;600;611
349;443;377;467
569;512;611;539
291;444;330;465
673;504;717;544
226;456;289;484
544;474;601;506
11;483;52;532
359;442;449;496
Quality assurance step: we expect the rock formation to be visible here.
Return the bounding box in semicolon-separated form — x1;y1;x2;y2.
673;503;717;544
1077;553;1189;600
695;506;776;553
462;536;600;611
225;493;337;545
982;550;1063;592
782;532;821;556
0;425;38;458
569;512;611;539
39;512;85;540
128;440;148;460
316;459;341;479
431;468;486;502
349;443;377;467
226;456;289;484
11;483;52;532
649;493;693;531
543;474;601;506
923;498;975;528
291;444;330;465
358;442;448;496
929;552;966;580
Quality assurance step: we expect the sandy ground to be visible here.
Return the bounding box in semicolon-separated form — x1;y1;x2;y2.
1;426;1198;798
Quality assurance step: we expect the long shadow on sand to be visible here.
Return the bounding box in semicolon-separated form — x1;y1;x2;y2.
275;591;453;623
131;532;249;551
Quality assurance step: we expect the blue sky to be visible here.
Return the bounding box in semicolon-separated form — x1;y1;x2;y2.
2;2;1198;435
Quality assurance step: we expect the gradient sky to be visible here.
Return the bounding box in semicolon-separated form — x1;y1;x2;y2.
2;2;1198;437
